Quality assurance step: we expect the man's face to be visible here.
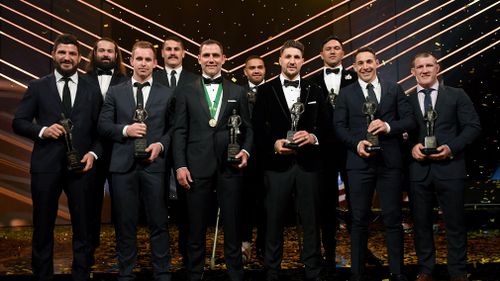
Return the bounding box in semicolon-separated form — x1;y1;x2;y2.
279;47;304;80
411;56;440;88
353;51;378;83
320;39;344;68
198;43;226;78
94;40;117;70
243;58;266;85
130;47;157;81
161;39;185;68
52;43;81;76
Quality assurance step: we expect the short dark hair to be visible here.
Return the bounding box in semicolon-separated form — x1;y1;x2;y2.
199;39;224;55
411;52;438;68
53;33;79;54
86;37;126;76
321;35;344;50
353;47;376;61
131;40;157;57
244;55;264;65
163;35;185;50
280;40;305;56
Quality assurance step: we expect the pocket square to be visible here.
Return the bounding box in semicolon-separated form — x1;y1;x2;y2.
307;101;317;104
228;99;237;103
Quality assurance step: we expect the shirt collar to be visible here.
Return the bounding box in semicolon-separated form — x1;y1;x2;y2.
358;76;379;90
54;70;78;83
202;73;222;80
131;77;153;86
165;66;182;75
248;80;265;88
279;74;300;85
416;80;439;93
323;64;343;73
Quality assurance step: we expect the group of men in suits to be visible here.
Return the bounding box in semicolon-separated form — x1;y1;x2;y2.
12;32;480;281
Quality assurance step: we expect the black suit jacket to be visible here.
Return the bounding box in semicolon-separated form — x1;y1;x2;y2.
407;85;481;181
98;80;174;173
12;73;103;173
334;79;416;170
172;78;253;178
153;68;200;88
252;78;330;172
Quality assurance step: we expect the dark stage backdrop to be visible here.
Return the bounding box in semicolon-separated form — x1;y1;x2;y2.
0;0;498;226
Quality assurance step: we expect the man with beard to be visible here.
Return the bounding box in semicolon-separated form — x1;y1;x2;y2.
240;55;266;262
252;40;329;281
12;33;103;281
152;35;199;268
334;47;415;281
82;37;128;264
98;41;174;281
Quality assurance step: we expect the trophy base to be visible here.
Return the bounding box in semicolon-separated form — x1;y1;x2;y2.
227;144;241;164
134;138;150;160
134;151;151;160
66;151;84;172
283;142;299;149
365;145;382;153
421;147;439;155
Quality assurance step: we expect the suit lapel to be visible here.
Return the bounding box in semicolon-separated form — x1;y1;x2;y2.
71;77;86;117
48;75;65;117
196;79;211;119
271;79;291;122
216;80;230;127
377;80;388;111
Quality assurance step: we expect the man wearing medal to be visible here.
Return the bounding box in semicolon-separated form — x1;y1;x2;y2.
172;39;253;281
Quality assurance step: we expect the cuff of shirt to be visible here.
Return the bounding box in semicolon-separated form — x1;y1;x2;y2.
310;133;319;145
39;126;48;139
122;125;129;137
155;142;164;152
89;151;98;160
242;149;250;158
385;122;391;133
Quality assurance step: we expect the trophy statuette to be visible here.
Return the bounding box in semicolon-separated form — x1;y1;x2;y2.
284;98;305;149
421;107;439;155
60;114;84;171
362;101;381;153
133;105;150;160
227;109;242;164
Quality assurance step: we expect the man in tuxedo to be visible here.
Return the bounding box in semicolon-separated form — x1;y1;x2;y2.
307;35;358;267
12;33;102;281
82;37;128;262
153;35;200;268
240;55;266;262
334;47;415;281
252;40;329;281
408;52;480;281
98;41;174;281
172;39;252;281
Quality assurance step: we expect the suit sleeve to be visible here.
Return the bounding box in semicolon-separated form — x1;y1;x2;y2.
98;86;127;143
238;87;253;152
334;89;360;152
447;88;481;154
88;84;104;158
172;87;188;169
12;82;44;140
252;86;275;158
386;84;416;135
159;90;175;154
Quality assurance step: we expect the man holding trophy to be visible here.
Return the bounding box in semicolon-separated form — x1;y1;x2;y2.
12;34;103;281
98;41;174;281
408;52;481;281
252;40;329;281
334;47;415;281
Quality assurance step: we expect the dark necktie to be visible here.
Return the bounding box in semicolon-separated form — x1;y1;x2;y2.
170;70;177;88
134;82;150;108
203;76;223;85
283;79;299;88
61;77;72;116
421;88;434;112
366;83;378;106
97;69;112;76
325;68;340;75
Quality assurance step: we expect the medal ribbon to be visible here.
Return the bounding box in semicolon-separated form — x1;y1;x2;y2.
202;79;223;119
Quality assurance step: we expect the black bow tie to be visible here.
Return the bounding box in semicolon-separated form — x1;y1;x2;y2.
203;76;223;85
97;69;112;76
283;79;300;88
325;68;340;75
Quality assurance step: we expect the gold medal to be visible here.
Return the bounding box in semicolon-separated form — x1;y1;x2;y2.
209;118;217;127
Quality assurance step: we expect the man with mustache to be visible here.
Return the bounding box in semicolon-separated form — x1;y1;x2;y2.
82;37;128;264
153;35;200;268
334;47;415;281
12;33;103;281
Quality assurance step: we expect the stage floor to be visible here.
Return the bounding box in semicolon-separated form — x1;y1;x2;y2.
1;217;500;281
